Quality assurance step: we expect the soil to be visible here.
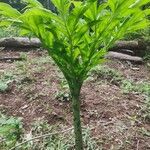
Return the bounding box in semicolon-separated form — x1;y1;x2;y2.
0;49;150;150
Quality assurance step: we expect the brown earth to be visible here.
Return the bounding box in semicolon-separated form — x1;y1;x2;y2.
0;49;150;149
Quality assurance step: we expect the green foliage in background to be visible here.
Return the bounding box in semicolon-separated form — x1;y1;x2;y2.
0;0;149;149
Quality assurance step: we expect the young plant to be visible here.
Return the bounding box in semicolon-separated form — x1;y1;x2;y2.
0;0;149;149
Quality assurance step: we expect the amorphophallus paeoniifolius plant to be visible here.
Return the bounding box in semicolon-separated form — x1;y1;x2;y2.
0;0;149;149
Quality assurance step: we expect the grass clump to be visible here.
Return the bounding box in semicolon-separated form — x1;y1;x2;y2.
121;80;150;96
0;72;15;92
88;65;123;85
141;97;150;123
0;117;100;150
0;27;20;38
0;114;22;150
0;81;8;92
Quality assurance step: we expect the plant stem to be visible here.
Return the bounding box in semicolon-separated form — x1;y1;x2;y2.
70;84;83;150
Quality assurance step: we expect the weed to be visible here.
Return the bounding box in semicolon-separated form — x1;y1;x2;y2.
82;127;100;150
88;65;123;85
88;65;150;96
31;119;54;135
0;114;22;150
121;80;135;93
55;91;70;102
136;83;150;95
0;27;20;38
32;66;45;73
121;80;150;123
121;80;150;95
0;72;15;92
6;119;100;150
31;56;52;65
14;55;52;76
141;127;150;137
141;97;150;123
0;81;8;92
15;61;29;76
19;52;28;61
1;72;14;81
55;77;70;102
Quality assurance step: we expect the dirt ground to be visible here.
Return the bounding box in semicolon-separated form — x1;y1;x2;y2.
0;49;150;150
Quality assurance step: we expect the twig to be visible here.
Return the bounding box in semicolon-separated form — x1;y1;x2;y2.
10;127;74;150
10;121;116;150
0;57;24;62
136;140;140;150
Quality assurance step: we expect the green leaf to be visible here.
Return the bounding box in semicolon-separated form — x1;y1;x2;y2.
108;0;116;12
0;2;21;18
22;0;43;8
51;0;70;15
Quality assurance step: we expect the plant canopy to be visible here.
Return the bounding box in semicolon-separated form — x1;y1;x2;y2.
0;0;149;149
